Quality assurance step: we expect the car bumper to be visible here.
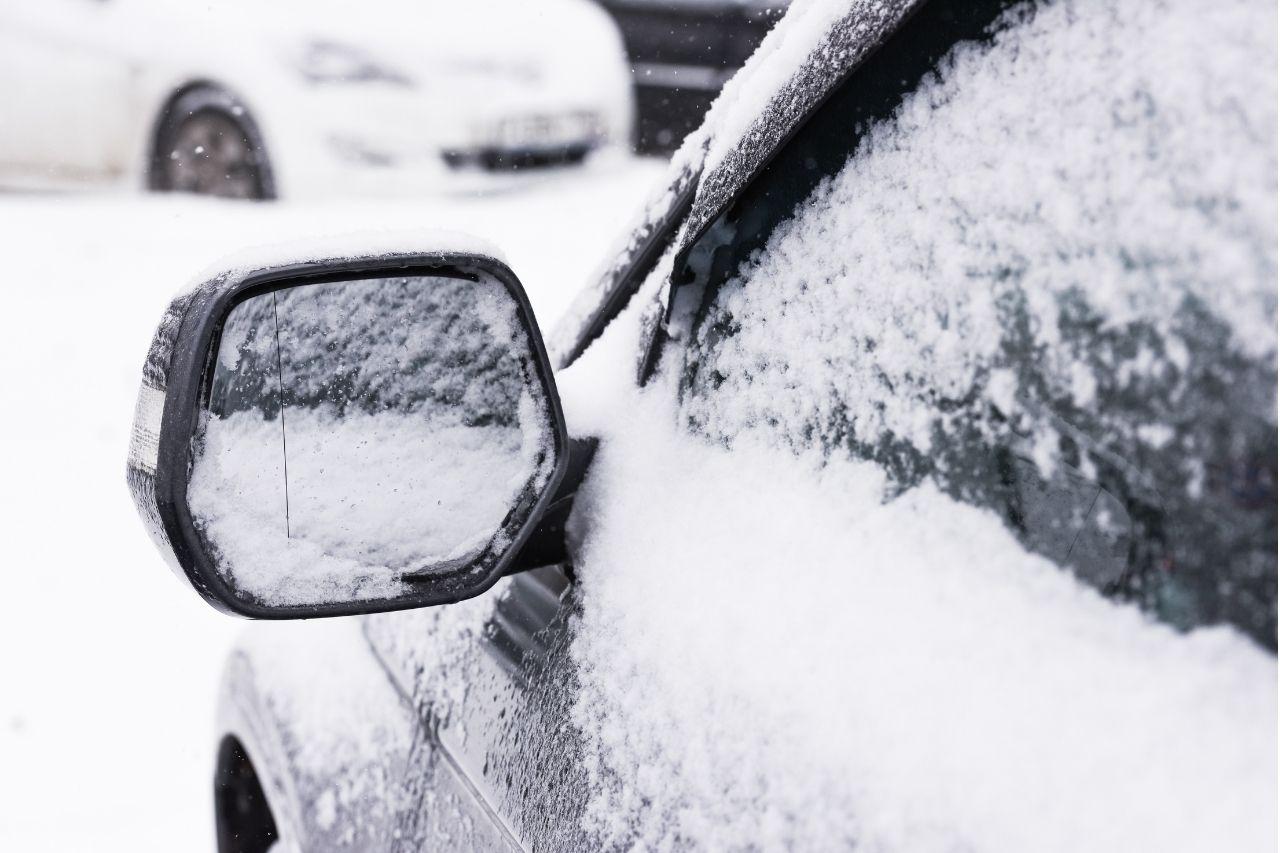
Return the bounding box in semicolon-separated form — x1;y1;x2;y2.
258;81;629;197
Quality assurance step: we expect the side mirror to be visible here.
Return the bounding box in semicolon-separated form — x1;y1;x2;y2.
127;244;568;618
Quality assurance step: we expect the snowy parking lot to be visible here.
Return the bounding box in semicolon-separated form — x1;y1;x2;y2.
1;0;1276;846
0;157;663;851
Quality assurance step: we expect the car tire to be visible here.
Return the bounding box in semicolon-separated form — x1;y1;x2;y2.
149;86;276;200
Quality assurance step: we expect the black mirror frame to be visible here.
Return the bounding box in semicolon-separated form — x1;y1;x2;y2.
127;250;570;619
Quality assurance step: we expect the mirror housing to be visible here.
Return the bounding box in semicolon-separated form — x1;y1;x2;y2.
127;243;569;618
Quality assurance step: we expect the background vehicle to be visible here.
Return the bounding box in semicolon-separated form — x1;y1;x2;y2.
126;0;1276;850
594;0;786;153
0;0;632;199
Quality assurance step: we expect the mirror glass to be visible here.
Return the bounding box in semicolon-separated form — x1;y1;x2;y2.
186;271;558;607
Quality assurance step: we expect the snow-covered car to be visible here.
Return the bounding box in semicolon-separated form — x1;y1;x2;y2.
127;0;1276;850
0;0;632;199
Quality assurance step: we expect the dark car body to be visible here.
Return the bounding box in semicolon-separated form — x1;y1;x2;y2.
177;0;1276;849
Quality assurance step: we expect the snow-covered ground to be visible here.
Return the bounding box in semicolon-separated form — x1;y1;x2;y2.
0;156;664;851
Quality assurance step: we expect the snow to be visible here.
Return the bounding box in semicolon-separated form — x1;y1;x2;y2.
3;0;1274;848
680;0;1276;639
0;156;663;851
546;0;917;368
688;0;1277;442
191;410;531;605
548;0;920;367
563;389;1276;850
696;0;901;176
556;282;1276;852
548;159;700;367
673;0;918;251
550;0;1277;849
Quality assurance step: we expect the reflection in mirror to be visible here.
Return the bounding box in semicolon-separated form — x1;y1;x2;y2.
187;272;557;607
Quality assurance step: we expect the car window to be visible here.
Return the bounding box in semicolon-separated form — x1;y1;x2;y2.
672;0;1277;647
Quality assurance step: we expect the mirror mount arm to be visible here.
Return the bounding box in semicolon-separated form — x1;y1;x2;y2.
504;437;598;577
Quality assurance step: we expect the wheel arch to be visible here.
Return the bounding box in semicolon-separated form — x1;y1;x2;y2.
217;649;306;853
214;733;282;853
146;79;277;198
214;624;420;851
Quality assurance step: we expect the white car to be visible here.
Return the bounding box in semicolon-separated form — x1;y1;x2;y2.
0;0;633;199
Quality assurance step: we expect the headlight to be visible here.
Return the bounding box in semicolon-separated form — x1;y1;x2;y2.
295;40;412;87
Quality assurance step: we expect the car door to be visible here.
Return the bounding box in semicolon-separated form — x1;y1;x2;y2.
568;0;1273;844
0;0;138;182
368;0;1275;846
364;565;591;851
358;4;1019;848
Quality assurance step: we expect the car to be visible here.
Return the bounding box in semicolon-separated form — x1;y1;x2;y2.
126;0;1277;850
0;0;632;200
593;0;787;153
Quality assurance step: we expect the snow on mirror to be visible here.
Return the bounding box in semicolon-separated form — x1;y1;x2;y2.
187;272;556;608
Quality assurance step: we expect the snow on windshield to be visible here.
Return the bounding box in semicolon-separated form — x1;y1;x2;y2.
188;274;556;607
554;0;1277;848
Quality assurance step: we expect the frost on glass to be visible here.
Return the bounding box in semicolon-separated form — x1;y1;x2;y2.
187;273;555;607
680;0;1277;646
